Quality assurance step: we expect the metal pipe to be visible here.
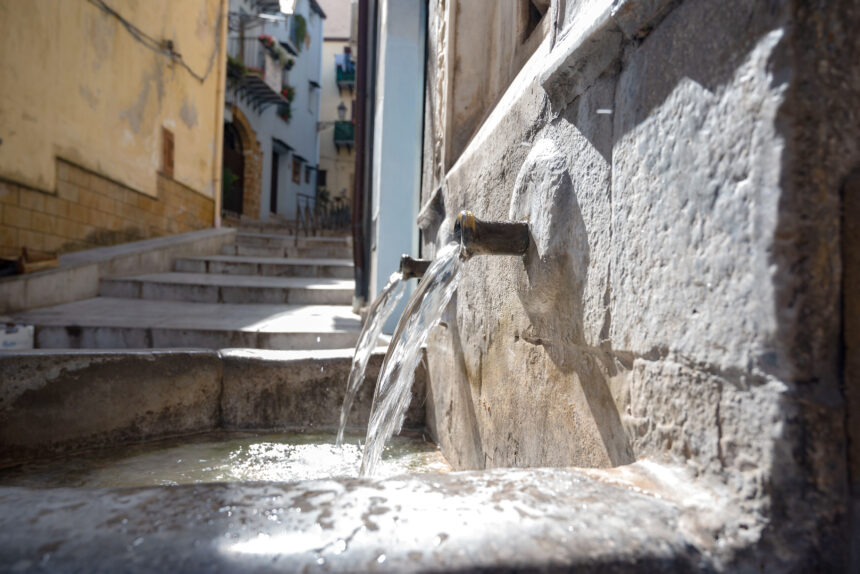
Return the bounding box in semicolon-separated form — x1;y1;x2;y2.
400;254;431;280
454;210;530;260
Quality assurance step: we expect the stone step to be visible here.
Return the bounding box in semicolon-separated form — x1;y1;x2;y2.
13;297;363;350
99;272;353;305
221;243;352;259
236;232;351;248
236;222;350;237
175;255;354;279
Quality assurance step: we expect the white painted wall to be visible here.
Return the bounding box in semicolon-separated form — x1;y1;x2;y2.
369;0;426;332
259;0;324;219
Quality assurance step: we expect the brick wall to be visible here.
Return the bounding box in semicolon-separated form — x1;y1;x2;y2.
231;105;263;220
0;159;214;256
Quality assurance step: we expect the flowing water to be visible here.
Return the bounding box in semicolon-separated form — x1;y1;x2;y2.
0;431;450;488
335;271;406;446
360;243;462;477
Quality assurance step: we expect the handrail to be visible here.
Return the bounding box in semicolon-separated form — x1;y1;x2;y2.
294;193;351;244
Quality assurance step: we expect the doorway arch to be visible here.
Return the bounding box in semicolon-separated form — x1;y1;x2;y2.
222;121;245;215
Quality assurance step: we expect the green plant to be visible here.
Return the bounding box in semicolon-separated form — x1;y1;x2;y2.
226;55;246;77
222;167;239;192
317;187;330;204
293;14;307;51
277;102;292;123
281;86;295;102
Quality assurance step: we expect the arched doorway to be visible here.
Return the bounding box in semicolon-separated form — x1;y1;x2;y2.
222;122;244;215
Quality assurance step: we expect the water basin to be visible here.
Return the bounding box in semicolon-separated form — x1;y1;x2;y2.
0;430;450;488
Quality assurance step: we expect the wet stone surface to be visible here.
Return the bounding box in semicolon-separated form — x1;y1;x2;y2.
0;466;712;573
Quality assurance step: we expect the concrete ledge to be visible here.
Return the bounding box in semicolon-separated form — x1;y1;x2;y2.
0;350;221;467
220;348;425;431
0;463;720;572
0;347;423;466
0;228;237;314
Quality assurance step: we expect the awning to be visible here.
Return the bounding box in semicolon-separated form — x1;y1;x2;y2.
272;138;293;154
231;74;287;113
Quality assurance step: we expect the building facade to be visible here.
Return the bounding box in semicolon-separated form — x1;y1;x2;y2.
223;0;324;222
0;0;228;256
317;0;356;217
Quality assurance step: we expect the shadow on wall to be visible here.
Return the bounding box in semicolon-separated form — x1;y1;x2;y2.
509;135;632;467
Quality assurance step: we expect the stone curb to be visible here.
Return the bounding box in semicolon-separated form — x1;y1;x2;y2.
0;347;422;467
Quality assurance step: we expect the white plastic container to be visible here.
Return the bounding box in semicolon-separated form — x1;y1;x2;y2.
1;324;34;350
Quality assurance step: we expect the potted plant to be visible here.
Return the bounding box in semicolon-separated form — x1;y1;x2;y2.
281;86;295;102
226;55;246;78
277;102;292;123
258;34;275;49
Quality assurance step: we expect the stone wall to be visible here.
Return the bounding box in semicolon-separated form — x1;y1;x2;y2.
229;105;263;219
420;0;858;568
0;159;214;256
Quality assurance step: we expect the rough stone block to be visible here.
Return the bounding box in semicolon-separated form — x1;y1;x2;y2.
610;1;787;375
3;205;31;228
18;189;45;212
220;348;426;431
0;350;222;466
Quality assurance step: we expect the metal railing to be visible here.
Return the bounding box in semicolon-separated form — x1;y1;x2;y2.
294;193;351;245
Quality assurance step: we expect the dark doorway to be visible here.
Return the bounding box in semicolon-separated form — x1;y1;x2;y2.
222;122;245;215
270;151;280;214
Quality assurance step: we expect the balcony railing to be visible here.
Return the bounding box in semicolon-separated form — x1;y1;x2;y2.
333;121;354;150
336;67;355;93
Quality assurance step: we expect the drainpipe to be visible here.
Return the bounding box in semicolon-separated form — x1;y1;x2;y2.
351;0;371;306
211;0;229;228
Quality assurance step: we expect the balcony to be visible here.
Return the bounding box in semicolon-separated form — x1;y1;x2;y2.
336;67;355;93
333;121;354;151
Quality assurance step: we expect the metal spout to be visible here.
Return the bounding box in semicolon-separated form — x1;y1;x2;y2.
400;254;431;280
454;210;530;260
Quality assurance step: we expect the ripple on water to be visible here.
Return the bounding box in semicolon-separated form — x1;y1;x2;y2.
0;431;451;488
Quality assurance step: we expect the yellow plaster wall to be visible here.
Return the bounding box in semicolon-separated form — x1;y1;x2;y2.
0;0;226;199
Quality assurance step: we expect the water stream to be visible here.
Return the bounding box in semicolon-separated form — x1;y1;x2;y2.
335;271;406;446
359;243;462;477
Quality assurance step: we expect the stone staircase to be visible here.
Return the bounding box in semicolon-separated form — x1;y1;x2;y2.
13;230;361;351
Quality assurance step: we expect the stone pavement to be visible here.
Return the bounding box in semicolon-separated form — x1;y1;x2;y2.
12;229;360;351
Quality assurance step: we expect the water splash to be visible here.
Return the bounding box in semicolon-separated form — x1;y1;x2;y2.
360;243;462;477
336;271;407;446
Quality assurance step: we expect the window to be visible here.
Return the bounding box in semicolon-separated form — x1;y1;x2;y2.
292;158;301;184
305;166;312;183
161;127;174;178
317;169;327;188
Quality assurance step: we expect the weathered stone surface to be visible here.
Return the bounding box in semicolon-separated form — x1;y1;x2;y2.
220;348;426;431
421;0;856;568
611;1;786;377
0;463;726;573
0;350;221;467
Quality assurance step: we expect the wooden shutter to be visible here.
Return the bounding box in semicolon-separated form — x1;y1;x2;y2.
162;127;174;178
